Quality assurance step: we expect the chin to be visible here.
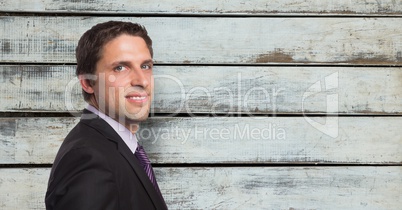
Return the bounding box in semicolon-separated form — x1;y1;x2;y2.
123;108;151;122
119;102;151;122
126;113;149;122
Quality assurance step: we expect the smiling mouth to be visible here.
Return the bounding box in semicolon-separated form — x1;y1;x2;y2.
125;93;149;103
126;96;146;100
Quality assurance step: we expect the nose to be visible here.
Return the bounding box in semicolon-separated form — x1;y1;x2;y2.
130;67;149;88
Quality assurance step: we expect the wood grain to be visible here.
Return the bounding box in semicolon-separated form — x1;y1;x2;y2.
1;167;401;209
1;0;402;16
1;65;401;114
1;116;401;164
1;17;402;65
0;2;400;210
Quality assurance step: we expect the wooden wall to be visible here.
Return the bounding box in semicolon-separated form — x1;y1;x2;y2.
1;0;401;209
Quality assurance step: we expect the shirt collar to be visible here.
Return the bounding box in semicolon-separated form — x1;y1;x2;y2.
86;105;138;153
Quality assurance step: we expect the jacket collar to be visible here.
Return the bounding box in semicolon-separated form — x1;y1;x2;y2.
80;109;167;209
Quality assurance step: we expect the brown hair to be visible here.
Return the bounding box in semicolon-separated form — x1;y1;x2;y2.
76;21;153;102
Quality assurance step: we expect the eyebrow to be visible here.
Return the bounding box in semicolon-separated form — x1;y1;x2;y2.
142;59;154;65
110;59;154;67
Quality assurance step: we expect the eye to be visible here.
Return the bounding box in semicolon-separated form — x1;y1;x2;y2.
141;64;152;70
114;65;127;72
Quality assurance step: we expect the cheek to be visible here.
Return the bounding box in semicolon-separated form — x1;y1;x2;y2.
106;76;126;90
147;73;154;89
100;81;120;102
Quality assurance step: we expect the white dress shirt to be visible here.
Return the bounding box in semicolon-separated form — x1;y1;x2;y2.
86;105;138;154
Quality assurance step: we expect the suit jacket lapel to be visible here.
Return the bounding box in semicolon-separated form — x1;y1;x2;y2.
80;109;166;209
117;143;167;209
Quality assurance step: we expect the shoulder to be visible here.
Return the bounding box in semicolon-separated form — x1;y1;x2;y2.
45;145;120;209
47;132;119;193
60;119;116;153
50;120;120;174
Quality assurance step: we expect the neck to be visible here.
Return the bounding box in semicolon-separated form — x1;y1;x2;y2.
88;100;140;134
127;122;140;134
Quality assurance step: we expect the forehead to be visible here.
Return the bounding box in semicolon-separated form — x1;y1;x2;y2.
100;34;151;58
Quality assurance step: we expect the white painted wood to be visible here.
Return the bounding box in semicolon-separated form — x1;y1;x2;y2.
1;65;401;114
1;117;401;164
0;168;49;210
0;117;78;164
1;17;402;65
1;0;402;16
0;2;399;210
1;167;401;209
158;167;402;209
141;117;402;164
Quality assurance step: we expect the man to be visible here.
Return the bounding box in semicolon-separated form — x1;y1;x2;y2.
45;21;167;209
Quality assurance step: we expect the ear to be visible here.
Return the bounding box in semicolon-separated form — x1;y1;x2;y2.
79;75;95;94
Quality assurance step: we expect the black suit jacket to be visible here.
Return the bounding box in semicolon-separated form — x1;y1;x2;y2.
45;109;167;210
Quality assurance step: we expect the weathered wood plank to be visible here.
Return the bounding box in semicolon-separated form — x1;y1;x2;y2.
1;117;401;164
159;167;402;209
1;65;401;114
1;167;401;209
1;17;402;65
1;0;402;16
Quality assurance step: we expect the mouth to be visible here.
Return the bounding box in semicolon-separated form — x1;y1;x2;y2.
126;96;146;100
125;93;149;103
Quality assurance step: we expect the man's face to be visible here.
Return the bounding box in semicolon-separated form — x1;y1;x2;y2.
91;34;153;126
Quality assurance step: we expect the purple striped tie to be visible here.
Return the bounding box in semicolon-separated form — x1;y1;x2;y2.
135;144;163;198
